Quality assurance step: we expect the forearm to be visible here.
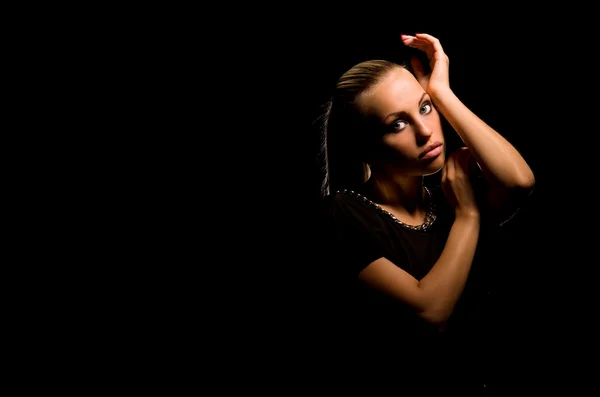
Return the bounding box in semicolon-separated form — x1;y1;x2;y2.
417;213;480;324
432;88;535;189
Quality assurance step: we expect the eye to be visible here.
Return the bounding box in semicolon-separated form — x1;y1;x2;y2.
421;101;432;115
391;119;408;132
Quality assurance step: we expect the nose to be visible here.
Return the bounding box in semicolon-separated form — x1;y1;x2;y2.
414;117;433;144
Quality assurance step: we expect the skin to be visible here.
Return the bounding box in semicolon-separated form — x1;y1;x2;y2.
359;66;447;225
353;33;535;327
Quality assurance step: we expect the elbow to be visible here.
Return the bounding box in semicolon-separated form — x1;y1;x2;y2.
518;174;535;201
510;169;535;194
519;169;536;191
414;286;457;327
418;307;452;327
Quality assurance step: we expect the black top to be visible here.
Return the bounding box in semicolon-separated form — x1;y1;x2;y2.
319;178;519;339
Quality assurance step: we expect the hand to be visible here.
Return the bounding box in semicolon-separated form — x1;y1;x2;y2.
441;147;479;218
401;33;450;97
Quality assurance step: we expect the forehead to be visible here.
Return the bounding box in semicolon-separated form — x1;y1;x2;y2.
359;67;425;119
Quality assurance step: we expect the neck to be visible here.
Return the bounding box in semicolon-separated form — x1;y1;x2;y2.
365;172;425;214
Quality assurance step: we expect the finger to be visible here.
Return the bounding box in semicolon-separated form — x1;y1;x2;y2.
415;33;446;58
415;33;438;41
401;34;431;51
464;149;474;169
455;147;471;172
441;160;447;183
466;151;481;176
400;34;416;47
415;33;441;47
404;40;430;51
445;151;455;180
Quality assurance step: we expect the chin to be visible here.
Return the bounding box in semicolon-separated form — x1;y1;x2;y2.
423;166;443;177
423;156;445;175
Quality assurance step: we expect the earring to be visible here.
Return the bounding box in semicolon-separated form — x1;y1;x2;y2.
363;163;371;182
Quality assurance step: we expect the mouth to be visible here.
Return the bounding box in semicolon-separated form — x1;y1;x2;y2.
419;141;443;160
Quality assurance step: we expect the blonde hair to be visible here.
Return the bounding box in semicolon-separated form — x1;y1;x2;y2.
318;60;408;197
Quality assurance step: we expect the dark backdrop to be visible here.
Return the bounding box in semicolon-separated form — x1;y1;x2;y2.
290;28;547;392
136;14;595;394
238;23;585;394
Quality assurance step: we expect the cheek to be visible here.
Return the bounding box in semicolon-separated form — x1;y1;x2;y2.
372;141;411;164
439;151;446;164
427;112;443;131
382;135;412;153
380;145;412;162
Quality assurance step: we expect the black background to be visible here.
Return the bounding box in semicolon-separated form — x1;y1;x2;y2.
130;12;597;394
267;28;551;391
239;23;587;393
25;5;599;394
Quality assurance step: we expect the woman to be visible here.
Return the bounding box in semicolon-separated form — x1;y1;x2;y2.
317;33;535;340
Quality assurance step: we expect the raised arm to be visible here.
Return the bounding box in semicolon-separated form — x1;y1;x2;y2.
402;33;535;210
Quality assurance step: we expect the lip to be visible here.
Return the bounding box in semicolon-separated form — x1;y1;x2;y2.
420;141;443;160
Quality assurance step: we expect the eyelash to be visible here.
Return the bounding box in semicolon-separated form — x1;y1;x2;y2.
391;101;433;132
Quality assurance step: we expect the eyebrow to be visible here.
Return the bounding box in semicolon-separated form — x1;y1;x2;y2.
383;92;428;124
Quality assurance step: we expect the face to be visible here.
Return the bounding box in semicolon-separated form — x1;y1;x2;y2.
357;67;445;176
